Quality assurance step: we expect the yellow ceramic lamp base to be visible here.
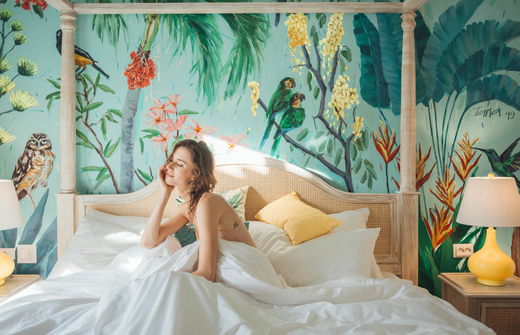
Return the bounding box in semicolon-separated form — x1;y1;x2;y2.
468;227;516;287
0;251;15;286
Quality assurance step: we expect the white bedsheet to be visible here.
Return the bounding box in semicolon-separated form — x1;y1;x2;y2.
0;238;494;335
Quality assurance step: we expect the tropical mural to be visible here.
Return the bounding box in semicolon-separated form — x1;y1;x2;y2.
0;0;518;296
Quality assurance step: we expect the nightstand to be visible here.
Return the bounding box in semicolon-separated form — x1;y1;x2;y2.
438;273;520;335
0;274;41;304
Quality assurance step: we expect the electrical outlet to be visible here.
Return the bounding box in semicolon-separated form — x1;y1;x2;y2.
0;248;16;260
453;244;474;258
17;244;37;263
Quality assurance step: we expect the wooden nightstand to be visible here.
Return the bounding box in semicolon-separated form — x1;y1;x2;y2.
0;274;41;304
438;273;520;335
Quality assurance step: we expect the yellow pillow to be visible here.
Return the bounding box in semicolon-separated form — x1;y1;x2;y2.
254;191;342;245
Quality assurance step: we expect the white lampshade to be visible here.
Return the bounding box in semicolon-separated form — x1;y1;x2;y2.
457;177;520;227
0;180;25;230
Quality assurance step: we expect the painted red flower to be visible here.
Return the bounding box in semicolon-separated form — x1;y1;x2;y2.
124;50;156;90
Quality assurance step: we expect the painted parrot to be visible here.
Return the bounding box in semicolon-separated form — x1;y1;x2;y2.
271;92;306;156
56;29;110;80
474;136;520;188
259;77;296;150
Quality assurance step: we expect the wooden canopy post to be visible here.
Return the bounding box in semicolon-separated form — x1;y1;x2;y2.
56;11;77;257
399;11;419;285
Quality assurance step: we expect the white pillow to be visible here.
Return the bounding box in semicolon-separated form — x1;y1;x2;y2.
249;221;380;287
86;208;150;235
48;214;142;279
329;207;370;232
329;208;383;278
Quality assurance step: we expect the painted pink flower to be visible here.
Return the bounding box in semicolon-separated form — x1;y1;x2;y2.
151;131;173;152
166;94;183;111
184;119;218;142
158;115;187;132
149;98;172;114
144;109;164;128
218;133;249;152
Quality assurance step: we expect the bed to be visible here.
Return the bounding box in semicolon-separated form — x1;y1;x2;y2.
0;0;495;333
0;155;494;334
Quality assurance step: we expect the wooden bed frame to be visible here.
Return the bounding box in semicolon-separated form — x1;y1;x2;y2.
49;0;425;285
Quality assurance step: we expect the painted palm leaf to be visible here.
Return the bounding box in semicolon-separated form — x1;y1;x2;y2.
219;12;270;100
447;45;520;93
376;12;402;115
18;188;49;245
421;0;484;101
91;13;129;47
353;13;390;110
465;74;520;112
163;14;223;105
437;20;520;94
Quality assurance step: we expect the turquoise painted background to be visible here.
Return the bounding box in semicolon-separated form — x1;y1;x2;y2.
0;0;519;297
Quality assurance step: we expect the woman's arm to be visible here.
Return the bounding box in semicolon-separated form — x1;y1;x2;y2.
191;196;219;282
141;166;188;249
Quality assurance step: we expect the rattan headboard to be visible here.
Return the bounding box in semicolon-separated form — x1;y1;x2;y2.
73;155;404;277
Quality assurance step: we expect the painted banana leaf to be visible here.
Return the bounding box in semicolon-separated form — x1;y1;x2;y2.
376;12;402;115
420;0;484;101
353;13;391;110
17;188;49;245
437;20;520;93
418;202;435;295
465;74;520;112
414;10;431;106
445;45;520;94
0;226;16;249
17;217;57;278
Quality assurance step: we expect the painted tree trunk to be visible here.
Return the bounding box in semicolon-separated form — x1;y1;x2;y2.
119;87;142;193
513;227;519;277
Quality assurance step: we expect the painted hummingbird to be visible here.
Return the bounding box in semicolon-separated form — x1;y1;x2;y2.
473;136;520;188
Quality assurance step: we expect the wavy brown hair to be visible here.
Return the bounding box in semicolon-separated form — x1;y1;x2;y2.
168;139;217;220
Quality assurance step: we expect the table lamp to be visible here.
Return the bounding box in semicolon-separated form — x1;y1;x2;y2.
457;174;520;286
0;180;25;286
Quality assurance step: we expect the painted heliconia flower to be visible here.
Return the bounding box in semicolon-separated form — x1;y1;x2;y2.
430;165;462;213
450;132;481;182
423;204;455;250
392;143;436;191
124;50;156;90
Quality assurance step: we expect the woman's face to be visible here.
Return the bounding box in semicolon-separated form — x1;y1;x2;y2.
165;147;196;188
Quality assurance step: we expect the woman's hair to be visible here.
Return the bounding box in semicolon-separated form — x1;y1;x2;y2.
168;139;217;219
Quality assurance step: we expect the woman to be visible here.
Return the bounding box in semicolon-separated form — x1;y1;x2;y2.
141;139;256;282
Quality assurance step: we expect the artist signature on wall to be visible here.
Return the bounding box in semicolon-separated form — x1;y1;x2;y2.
473;106;516;120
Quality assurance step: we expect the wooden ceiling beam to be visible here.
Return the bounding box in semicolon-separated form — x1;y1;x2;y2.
69;2;403;15
401;0;428;13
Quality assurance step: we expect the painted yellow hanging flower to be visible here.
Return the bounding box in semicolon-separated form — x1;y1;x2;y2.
248;81;260;116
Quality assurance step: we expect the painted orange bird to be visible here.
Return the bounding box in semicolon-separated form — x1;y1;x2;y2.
56;29;110;79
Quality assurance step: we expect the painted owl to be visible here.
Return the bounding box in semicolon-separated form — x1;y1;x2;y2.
12;133;55;209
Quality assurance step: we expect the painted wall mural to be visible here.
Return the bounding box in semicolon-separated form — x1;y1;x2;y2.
0;0;519;292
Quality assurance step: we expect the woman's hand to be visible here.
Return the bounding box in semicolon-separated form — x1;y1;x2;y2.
158;165;175;193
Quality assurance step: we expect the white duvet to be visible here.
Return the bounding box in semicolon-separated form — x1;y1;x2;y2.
0;238;494;335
